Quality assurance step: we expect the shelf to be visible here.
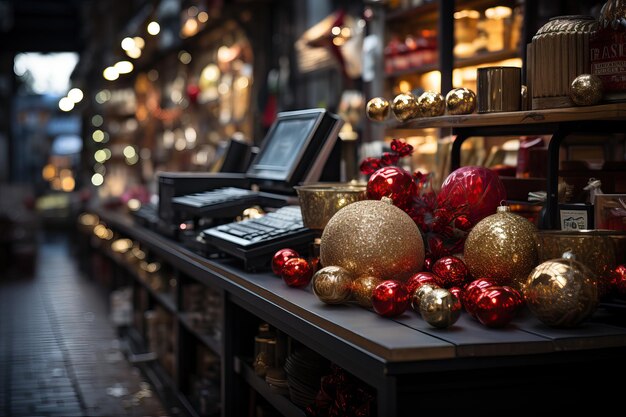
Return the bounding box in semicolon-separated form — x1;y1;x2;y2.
385;49;518;79
235;357;306;417
124;327;199;417
455;48;519;68
390;103;626;130
385;61;438;78
385;2;438;22
179;313;223;356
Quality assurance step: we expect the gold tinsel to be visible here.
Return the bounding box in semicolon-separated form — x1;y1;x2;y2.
320;199;424;282
464;206;538;288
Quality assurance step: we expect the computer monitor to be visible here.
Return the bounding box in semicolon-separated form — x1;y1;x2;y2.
245;108;343;192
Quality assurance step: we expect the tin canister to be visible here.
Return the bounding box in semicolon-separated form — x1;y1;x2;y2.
477;66;522;113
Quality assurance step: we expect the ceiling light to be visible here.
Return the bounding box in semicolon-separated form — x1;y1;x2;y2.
121;37;135;51
114;61;134;74
147;21;160;35
103;66;119;81
67;88;83;103
59;97;74;112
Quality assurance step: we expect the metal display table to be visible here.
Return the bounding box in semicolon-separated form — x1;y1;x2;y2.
393;103;626;229
93;209;626;416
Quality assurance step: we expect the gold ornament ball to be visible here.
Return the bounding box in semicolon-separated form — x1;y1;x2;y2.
419;288;462;328
320;199;425;282
570;74;603;106
366;97;390;122
312;266;353;305
410;283;438;312
524;253;599;327
352;275;382;308
417;91;446;117
391;92;419;122
445;88;477;115
464;206;538;288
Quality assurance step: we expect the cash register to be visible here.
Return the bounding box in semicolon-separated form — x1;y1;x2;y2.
158;108;343;269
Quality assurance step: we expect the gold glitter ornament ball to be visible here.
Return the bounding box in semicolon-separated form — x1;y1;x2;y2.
445;88;477;115
365;97;390;122
320;199;424;282
352;275;382;308
570;74;603;106
417;91;445;117
391;92;419;122
312;266;353;305
464;206;538;288
524;253;599;327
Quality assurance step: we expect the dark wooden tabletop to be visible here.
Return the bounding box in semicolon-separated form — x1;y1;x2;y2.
95;209;626;369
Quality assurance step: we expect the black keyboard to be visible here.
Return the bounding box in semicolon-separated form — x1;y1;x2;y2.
172;187;260;217
199;206;315;270
131;203;159;227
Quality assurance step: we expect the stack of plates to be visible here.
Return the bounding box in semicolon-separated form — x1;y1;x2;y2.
283;349;329;408
265;368;289;396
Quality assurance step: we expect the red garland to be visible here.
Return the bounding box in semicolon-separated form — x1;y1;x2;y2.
360;139;472;260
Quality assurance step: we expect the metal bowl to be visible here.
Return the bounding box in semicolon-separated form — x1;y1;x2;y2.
536;229;626;278
294;182;367;230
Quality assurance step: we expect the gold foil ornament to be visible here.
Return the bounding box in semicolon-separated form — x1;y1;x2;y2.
417;91;445;117
366;97;391;122
391;92;419;122
419;288;462;328
410;283;438;312
351;275;382;308
312;266;353;305
320;199;425;282
570;74;603;106
464;206;538;288
524;252;599;327
445;88;477;115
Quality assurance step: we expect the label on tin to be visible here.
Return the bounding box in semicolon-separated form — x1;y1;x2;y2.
591;28;626;92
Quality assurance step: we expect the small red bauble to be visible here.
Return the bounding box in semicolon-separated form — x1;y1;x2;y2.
423;257;434;271
609;264;626;298
366;166;417;209
272;248;300;276
405;272;439;295
474;286;520;328
281;257;313;288
448;286;464;306
437;166;507;225
372;280;409;317
463;278;497;317
432;255;469;288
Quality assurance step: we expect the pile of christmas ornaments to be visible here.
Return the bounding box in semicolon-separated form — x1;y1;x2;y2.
366;87;477;122
270;159;626;329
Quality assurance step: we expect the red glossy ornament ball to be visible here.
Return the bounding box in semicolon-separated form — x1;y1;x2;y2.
272;248;300;276
281;257;313;288
609;264;626;298
367;166;417;209
423;257;433;271
463;278;497;317
372;280;409;317
406;272;439;295
474;286;520;328
437;166;506;225
432;256;469;288
449;287;464;306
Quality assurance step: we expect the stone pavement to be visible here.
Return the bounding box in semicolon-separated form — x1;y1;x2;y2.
0;231;169;417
